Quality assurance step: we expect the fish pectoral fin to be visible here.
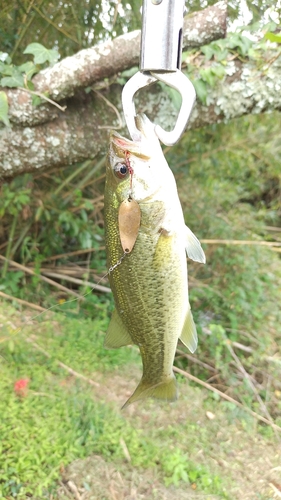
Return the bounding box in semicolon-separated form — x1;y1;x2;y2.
179;308;198;354
122;376;178;409
185;225;206;263
104;309;133;349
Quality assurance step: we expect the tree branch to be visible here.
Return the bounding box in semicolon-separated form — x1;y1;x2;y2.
1;1;281;181
1;51;280;180
3;1;227;127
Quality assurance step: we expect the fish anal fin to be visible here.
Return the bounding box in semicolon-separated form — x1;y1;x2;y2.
185;225;206;264
104;309;133;349
122;376;177;409
179;308;198;354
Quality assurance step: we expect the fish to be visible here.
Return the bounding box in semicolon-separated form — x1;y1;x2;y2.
104;114;205;408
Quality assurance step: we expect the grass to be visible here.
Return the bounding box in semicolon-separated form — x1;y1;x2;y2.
0;302;137;497
0;301;280;499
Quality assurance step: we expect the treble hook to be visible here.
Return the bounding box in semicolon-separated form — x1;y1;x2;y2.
122;0;196;147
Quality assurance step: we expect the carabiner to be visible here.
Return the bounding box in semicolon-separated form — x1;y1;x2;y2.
122;70;196;146
122;0;196;146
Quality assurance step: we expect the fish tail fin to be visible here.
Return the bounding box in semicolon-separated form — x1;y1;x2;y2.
122;375;178;409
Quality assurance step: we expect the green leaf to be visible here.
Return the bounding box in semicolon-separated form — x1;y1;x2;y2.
0;64;15;76
84;200;94;210
0;91;9;126
247;48;260;59
121;66;138;78
0;61;7;73
35;206;43;221
201;45;215;60
116;77;126;86
227;34;253;57
201;40;228;62
199;68;216;87
193;79;207;104
211;65;226;80
18;61;38;79
262;21;278;33
26;80;35;91
80;209;88;223
265;32;281;44
1;74;25;88
32;94;43;107
23;43;59;65
215;48;229;62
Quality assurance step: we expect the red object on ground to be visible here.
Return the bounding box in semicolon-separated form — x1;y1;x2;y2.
14;378;29;397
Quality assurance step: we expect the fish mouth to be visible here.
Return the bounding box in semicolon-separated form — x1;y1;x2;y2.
111;132;138;153
111;114;153;160
111;132;151;160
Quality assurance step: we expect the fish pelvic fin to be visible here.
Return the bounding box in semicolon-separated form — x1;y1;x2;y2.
179;308;198;354
104;309;134;349
185;225;206;263
122;375;178;409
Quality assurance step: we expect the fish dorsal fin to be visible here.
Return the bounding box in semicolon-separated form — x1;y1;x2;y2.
104;309;133;349
185;225;206;263
179;308;198;354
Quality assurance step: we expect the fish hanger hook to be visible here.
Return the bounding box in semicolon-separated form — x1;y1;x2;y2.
122;0;196;146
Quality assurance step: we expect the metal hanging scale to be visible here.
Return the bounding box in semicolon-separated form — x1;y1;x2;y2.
122;0;196;146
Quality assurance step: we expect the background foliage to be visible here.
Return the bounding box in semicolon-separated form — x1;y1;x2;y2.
1;0;280;62
0;0;281;498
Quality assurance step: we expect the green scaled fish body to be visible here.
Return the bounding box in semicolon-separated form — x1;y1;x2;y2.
104;114;205;408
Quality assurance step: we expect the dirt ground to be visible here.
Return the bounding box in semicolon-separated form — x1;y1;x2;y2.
58;455;220;500
56;369;281;500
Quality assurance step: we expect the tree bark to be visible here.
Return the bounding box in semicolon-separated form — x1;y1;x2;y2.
0;1;280;180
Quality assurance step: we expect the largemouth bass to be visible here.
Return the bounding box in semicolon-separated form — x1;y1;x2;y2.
104;114;205;408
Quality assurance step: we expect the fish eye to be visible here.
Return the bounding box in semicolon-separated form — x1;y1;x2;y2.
114;162;128;179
